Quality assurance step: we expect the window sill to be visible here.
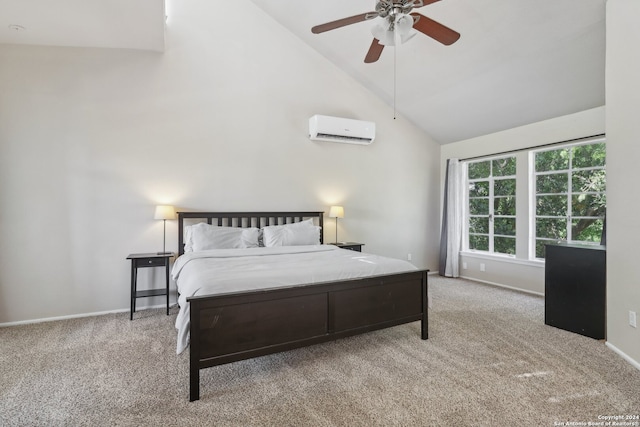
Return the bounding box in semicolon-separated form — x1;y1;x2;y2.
460;251;545;268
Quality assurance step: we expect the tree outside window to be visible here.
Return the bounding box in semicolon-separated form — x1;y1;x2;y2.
467;156;516;255
533;142;606;258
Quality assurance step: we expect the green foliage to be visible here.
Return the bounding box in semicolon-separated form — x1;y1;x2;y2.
492;157;516;176
536;218;567;239
467;156;516;255
494;237;516;255
535;241;552;258
536;148;569;172
536;195;568;216
537;173;568;194
494;178;516;196
469;234;489;251
469;181;489;197
533;142;606;258
468;161;490;180
572;169;605;193
572;194;606;217
469;198;489;215
572;218;604;243
494;218;516;236
573;143;605;168
494;196;516;216
469;217;489;234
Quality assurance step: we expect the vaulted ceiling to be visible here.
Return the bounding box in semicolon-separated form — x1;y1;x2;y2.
0;0;606;144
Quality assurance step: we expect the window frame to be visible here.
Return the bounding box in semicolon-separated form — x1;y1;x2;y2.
530;139;606;259
464;155;517;257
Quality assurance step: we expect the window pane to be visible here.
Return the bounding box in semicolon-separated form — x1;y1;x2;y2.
536;218;567;239
536;173;568;194
469;181;489;197
494;178;516;196
469;234;489;251
572;218;604;243
469;198;489;215
573;143;606;168
492;157;516;177
536;195;567;216
535;240;555;259
572;169;606;193
532;141;605;260
469;217;489;234
536;148;569;172
494;196;516;216
465;154;522;257
494;217;516;236
468;161;490;179
572;193;606;217
494;236;515;255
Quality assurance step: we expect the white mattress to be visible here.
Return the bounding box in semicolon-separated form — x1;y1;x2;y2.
171;245;418;354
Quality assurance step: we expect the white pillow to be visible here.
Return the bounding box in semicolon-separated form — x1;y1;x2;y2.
183;225;195;252
188;223;260;251
262;220;321;247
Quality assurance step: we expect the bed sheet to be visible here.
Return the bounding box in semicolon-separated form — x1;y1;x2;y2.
171;245;418;354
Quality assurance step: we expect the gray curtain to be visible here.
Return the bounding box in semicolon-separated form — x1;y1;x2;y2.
439;158;462;277
439;159;451;276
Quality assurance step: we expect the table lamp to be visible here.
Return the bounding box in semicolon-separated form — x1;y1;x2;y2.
154;205;176;254
329;205;344;244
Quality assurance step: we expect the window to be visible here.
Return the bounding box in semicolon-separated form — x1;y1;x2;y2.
533;141;606;258
467;156;517;255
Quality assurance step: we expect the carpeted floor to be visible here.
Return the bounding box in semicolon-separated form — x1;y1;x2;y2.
1;276;639;426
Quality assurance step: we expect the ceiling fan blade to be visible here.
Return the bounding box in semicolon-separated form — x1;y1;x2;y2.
312;12;376;34
411;0;442;8
410;13;460;45
364;39;385;63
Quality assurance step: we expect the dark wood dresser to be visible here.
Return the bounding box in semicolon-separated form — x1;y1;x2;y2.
544;243;606;339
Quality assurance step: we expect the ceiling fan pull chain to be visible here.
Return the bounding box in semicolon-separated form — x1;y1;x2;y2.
394;37;397;120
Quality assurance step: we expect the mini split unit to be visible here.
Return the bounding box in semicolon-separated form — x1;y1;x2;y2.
309;115;376;145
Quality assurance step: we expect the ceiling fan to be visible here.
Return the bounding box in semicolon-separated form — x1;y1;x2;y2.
311;0;460;63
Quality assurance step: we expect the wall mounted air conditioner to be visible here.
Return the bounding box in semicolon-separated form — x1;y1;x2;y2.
309;115;376;145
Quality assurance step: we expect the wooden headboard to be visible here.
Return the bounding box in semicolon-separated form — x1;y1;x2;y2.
177;211;325;255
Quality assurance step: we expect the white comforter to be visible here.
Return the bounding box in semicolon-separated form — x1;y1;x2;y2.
171;245;417;354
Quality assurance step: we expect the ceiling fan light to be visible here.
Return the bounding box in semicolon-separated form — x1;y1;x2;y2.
371;23;396;46
395;13;415;40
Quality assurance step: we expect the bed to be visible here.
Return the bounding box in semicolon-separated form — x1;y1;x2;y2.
174;211;429;401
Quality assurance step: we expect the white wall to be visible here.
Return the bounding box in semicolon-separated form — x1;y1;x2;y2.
0;0;441;323
441;107;605;294
605;0;640;367
436;0;640;370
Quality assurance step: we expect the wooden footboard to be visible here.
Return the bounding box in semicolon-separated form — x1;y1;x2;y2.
188;270;428;401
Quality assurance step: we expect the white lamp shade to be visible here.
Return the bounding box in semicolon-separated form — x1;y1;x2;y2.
329;206;344;218
154;205;176;220
372;23;396;46
396;13;416;43
371;13;416;46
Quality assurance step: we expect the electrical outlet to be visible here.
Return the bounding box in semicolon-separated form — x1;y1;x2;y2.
630;311;637;328
480;263;486;272
462;262;468;269
407;253;412;261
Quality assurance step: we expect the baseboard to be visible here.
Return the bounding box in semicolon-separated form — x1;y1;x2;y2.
606;342;640;371
0;304;169;328
457;274;545;297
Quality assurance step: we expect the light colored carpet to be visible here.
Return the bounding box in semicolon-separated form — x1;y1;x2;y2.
1;276;639;426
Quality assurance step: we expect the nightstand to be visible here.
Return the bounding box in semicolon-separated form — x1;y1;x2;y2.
330;242;364;252
126;252;174;320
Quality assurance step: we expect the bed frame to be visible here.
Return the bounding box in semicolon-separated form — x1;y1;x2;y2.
177;211;429;401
